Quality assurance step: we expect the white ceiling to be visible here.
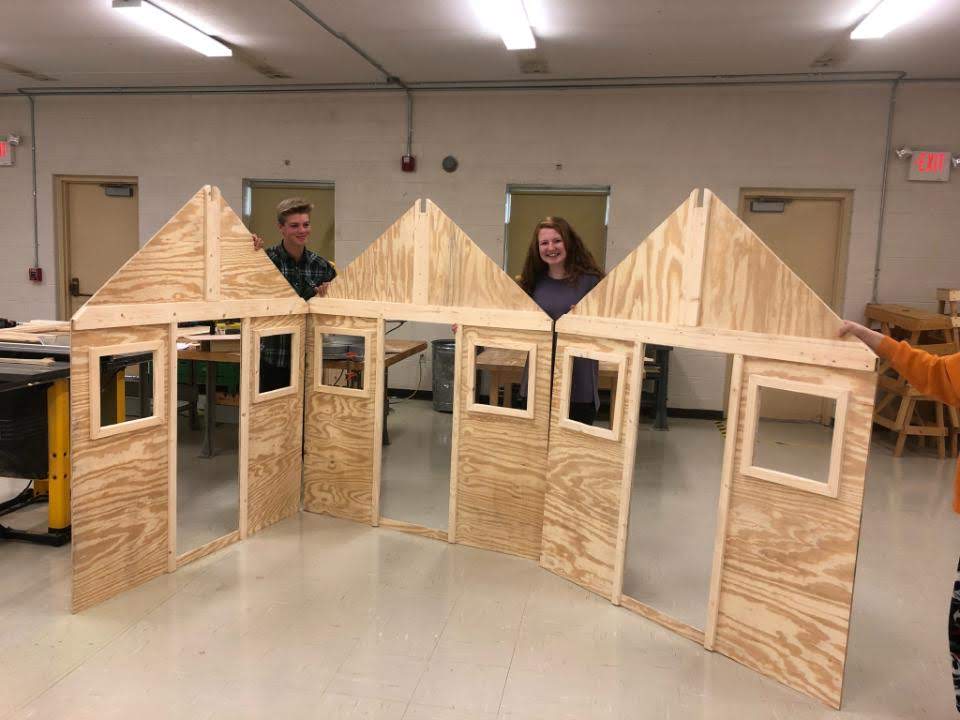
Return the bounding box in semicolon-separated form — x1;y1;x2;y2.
2;0;958;92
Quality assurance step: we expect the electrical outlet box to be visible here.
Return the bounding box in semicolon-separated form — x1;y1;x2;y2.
28;267;42;282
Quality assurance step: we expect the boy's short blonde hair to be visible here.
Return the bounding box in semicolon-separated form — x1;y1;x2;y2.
276;197;313;225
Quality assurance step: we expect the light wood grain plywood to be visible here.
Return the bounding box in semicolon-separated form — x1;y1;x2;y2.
425;201;542;313
700;198;841;339
302;314;380;523
87;189;206;305
539;334;637;597
70;324;170;613
220;195;300;300
571;195;690;325
712;357;875;709
454;326;552;559
246;315;305;535
327;205;416;304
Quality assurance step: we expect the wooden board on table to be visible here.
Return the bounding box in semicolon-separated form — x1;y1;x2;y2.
711;357;875;709
454;326;553;559
865;303;953;332
70;324;170;613
539;334;638;597
302;314;380;523
246;314;305;534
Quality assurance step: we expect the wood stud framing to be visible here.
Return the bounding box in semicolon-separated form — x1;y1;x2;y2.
71;187;878;711
740;374;849;498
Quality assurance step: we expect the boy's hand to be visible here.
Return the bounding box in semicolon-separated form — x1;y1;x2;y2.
252;234;264;251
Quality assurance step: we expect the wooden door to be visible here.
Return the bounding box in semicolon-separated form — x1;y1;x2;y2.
539;334;642;598
71;323;170;612
244;182;335;262
58;178;139;318
302;313;382;524
706;356;875;708
452;325;553;559
506;190;608;279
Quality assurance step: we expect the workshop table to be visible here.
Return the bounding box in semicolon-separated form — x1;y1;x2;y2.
865;303;959;457
0;346;72;545
177;334;241;458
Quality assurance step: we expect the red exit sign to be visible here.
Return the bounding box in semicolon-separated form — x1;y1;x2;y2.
909;150;951;182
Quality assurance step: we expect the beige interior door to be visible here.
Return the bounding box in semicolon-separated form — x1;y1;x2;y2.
506;190;608;279
59;178;139;317
738;191;850;422
245;182;335;263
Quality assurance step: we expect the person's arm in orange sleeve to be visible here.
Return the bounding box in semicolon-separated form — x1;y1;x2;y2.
839;320;960;407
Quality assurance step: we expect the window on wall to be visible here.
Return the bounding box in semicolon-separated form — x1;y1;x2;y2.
254;326;301;400
741;375;849;498
558;346;627;441
315;329;372;397
467;339;537;419
503;186;611;280
89;341;164;440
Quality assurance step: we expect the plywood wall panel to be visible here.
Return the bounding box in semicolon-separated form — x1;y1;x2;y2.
712;357;875;708
302;314;380;523
70;324;170;613
454;326;552;559
87;190;205;305
246;314;305;534
539;334;637;597
426;202;542;313
570;195;689;325
700;199;841;339
220;199;300;301
327;205;416;304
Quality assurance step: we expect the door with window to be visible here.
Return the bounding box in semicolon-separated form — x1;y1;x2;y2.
56;176;139;318
505;187;609;279
242;180;335;262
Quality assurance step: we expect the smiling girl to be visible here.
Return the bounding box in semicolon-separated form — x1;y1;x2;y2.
519;217;605;424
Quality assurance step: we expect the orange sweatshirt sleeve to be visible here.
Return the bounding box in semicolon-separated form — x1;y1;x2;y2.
877;336;960;514
877;336;960;407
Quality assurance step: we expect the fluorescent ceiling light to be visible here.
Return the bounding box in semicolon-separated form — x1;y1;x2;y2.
472;0;536;50
112;0;232;57
850;0;936;39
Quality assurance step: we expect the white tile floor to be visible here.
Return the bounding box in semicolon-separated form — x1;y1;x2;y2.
1;414;959;719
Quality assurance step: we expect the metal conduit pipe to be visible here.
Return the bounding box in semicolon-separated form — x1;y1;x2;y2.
17;90;40;269
872;75;905;303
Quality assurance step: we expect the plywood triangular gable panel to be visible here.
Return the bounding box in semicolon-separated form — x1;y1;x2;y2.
569;192;692;325
698;198;839;338
85;186;297;307
219;195;300;301
326;204;417;304
87;188;206;305
568;188;848;342
327;200;542;314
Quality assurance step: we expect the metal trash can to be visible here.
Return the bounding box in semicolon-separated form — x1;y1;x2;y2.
431;339;456;413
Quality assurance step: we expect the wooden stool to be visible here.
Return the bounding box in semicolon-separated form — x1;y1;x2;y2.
937;288;960;349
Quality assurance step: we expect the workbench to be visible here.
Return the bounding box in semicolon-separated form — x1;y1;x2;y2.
865;303;959;457
0;342;71;545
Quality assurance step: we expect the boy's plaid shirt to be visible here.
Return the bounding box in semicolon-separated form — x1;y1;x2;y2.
260;243;337;368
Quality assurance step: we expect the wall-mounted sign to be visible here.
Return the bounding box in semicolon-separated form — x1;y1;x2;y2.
908;150;951;182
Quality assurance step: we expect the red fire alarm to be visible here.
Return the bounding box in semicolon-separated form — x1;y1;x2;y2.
401;154;416;172
28;267;42;282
